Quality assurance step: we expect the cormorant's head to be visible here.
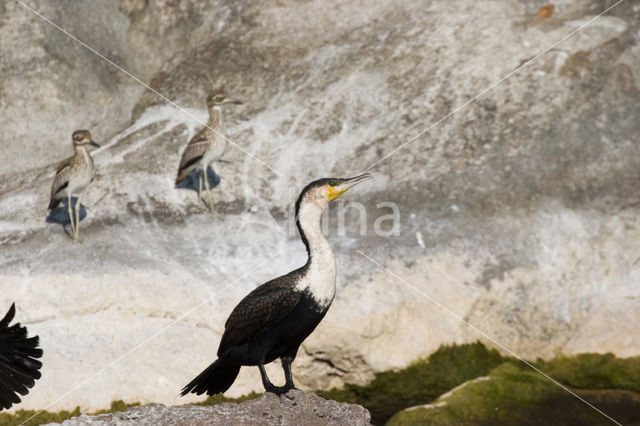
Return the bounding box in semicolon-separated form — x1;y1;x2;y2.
206;90;243;109
72;130;100;148
295;173;372;216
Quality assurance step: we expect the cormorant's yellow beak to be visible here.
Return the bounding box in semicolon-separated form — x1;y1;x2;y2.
327;173;372;201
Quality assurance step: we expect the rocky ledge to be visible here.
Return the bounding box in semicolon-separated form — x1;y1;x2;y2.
46;390;371;426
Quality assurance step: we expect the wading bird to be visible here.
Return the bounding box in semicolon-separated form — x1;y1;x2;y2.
175;91;242;217
0;303;43;410
181;173;371;396
48;130;99;242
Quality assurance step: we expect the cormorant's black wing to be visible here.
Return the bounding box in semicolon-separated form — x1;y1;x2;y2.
0;303;43;410
218;272;302;357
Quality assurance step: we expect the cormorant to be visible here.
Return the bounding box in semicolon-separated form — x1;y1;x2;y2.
181;173;371;396
0;303;43;410
48;130;100;242
175;90;242;216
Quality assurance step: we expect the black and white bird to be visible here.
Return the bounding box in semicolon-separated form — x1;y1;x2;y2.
0;303;43;411
181;173;371;396
48;130;100;242
175;90;242;216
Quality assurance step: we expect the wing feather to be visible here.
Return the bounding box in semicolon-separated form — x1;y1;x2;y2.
0;304;43;410
49;158;73;210
217;272;301;357
176;130;211;184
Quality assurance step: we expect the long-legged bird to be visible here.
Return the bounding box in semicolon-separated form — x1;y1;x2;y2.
175;90;242;217
0;303;43;410
48;130;99;243
181;173;371;396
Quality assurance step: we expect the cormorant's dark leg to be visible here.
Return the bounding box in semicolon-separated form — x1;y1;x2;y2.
281;355;297;390
258;363;288;395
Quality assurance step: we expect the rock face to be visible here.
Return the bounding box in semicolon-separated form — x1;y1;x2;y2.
49;391;371;426
1;0;640;412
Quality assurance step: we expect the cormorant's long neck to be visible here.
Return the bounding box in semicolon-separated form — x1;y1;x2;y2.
296;200;334;270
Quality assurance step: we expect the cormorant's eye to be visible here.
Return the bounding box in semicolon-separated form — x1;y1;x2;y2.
328;180;337;187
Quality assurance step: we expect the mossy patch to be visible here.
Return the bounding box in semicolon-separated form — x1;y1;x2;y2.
0;407;82;426
317;342;506;425
0;400;137;426
539;352;640;393
387;361;640;426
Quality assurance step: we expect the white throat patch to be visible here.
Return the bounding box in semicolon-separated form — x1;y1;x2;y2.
295;191;336;307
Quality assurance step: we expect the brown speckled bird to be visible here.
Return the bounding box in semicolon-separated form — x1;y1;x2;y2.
48;130;99;242
175;90;242;216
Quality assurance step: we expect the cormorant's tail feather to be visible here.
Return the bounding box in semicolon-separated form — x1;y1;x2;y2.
180;357;240;396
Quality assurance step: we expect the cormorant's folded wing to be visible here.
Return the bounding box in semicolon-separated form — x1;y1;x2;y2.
0;303;43;411
218;274;301;357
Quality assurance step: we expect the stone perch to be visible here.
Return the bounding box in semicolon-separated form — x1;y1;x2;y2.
46;390;372;425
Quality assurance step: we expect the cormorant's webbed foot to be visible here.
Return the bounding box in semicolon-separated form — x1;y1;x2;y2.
258;363;294;395
264;382;290;395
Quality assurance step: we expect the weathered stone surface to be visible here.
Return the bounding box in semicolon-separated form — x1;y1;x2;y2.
0;1;143;175
1;0;639;413
47;390;371;426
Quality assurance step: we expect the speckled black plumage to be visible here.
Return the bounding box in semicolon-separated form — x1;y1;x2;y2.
218;270;304;357
0;303;43;411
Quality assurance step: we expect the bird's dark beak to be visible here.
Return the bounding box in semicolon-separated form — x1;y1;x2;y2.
90;141;101;148
328;173;372;201
223;97;243;105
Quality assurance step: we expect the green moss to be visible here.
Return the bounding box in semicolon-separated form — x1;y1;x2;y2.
539;353;640;393
318;342;505;425
0;407;82;426
92;400;141;415
387;361;640;426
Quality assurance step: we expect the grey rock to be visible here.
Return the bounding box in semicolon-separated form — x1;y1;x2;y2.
0;1;143;176
1;0;640;413
50;391;372;426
